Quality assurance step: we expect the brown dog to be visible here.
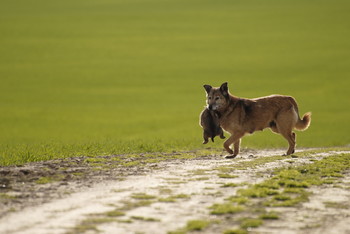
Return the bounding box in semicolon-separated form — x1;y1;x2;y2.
203;82;311;158
200;108;225;144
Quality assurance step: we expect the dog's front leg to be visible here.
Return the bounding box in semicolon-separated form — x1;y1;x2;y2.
223;132;244;158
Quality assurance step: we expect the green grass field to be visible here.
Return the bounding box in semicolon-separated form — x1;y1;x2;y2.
1;0;349;165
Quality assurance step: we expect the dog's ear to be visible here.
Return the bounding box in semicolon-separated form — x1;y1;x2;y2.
203;85;212;94
220;82;229;96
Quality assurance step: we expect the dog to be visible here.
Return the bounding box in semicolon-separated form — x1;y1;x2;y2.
203;82;311;158
199;108;225;144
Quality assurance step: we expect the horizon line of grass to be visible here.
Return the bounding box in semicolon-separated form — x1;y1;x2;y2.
1;141;349;167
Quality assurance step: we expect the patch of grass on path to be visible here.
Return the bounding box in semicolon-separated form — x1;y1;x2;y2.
208;152;350;231
168;219;211;234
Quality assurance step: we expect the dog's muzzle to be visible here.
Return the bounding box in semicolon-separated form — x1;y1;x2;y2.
208;104;218;111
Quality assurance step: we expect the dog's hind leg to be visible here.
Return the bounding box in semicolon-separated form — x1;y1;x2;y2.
276;108;298;155
277;124;296;155
223;132;244;158
282;131;296;155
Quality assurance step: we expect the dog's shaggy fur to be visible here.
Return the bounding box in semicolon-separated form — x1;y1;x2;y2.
203;82;311;157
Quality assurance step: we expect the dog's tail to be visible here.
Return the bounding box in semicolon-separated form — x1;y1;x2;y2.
295;112;311;131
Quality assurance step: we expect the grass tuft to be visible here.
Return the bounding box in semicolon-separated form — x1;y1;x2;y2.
131;193;157;200
240;218;263;229
186;220;210;231
218;174;239;179
105;210;125;217
259;212;279;220
223;229;248;234
210;203;244;215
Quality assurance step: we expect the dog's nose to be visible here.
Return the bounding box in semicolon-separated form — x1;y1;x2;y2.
208;105;213;110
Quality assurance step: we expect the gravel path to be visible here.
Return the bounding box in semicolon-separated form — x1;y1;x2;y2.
0;148;349;234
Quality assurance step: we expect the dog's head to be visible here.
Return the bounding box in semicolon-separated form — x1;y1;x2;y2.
203;82;230;111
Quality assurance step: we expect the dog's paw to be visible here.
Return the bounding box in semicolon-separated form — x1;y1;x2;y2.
224;154;237;159
284;149;295;156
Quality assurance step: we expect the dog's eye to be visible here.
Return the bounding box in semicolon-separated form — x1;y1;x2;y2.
208;96;212;100
215;97;220;100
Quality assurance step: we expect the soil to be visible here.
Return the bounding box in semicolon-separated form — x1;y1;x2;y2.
0;148;349;234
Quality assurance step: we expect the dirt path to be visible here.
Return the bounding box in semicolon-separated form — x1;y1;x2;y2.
0;148;349;234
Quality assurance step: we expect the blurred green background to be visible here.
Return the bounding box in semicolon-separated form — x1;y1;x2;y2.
1;0;349;165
